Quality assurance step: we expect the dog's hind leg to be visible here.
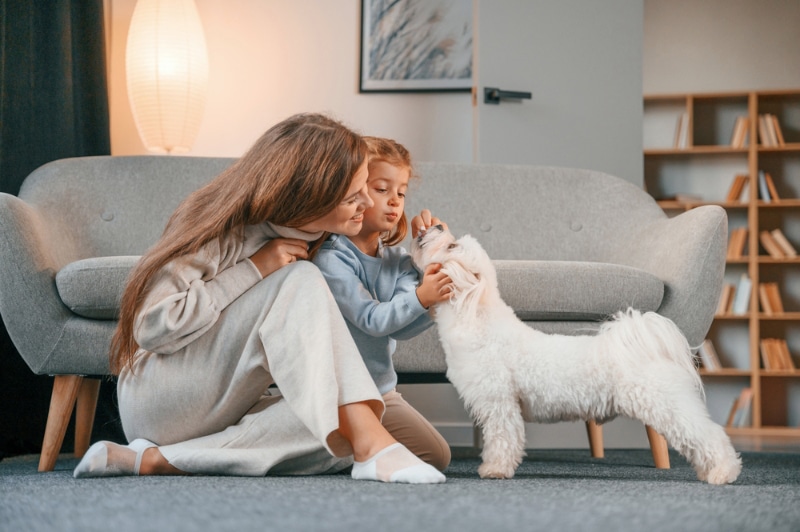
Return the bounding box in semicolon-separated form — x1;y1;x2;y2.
471;394;526;479
619;365;742;484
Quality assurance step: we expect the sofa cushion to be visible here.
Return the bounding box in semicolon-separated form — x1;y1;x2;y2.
56;256;141;319
495;260;664;320
55;256;662;322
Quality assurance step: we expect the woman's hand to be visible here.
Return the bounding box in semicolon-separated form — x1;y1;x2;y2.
411;209;449;239
415;263;452;309
250;238;309;278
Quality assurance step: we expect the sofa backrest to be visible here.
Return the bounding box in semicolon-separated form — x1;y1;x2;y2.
18;156;664;264
409;163;666;262
18;156;236;261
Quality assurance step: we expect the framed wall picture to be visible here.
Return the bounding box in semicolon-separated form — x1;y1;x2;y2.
359;0;473;93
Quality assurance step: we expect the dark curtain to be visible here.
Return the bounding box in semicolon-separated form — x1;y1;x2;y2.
0;0;123;459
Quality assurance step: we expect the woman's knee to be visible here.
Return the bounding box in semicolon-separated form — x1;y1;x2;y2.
281;261;328;292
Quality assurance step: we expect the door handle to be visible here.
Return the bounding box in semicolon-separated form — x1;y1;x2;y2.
484;87;532;104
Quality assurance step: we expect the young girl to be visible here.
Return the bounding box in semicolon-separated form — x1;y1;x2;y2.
313;137;452;471
72;115;445;484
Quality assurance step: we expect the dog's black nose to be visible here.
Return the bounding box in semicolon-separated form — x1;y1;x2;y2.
416;224;444;244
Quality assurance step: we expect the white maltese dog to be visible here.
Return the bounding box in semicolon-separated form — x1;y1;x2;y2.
412;225;741;485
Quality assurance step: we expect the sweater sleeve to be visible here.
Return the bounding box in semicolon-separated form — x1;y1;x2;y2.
386;250;434;340
133;234;263;354
314;247;429;338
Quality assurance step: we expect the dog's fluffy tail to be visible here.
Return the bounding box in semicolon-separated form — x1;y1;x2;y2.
599;308;703;397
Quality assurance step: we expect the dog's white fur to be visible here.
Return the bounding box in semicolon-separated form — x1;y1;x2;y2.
412;226;741;484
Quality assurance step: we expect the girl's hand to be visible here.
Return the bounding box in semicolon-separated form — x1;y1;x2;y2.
415;263;452;308
411;209;449;239
250;238;309;278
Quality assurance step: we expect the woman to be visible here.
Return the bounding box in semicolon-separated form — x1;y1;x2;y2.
73;113;445;484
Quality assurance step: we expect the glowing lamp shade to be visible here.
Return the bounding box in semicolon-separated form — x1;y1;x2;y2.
126;0;209;154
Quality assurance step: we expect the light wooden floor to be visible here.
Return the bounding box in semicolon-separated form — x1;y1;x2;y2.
730;433;800;453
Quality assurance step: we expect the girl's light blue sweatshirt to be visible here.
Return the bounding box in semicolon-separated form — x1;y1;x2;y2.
312;235;433;393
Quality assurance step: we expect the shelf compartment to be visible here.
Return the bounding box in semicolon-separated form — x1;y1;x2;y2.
705;320;751;370
757;210;800;263
693;94;750;147
759;377;800;428
643;96;689;150
757;322;800;371
645;154;749;203
758;151;800;200
757;92;800;145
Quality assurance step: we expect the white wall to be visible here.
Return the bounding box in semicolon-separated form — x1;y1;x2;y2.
644;0;800;94
104;0;800;450
106;0;473;162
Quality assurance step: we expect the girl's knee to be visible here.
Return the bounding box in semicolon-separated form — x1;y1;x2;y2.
430;441;452;471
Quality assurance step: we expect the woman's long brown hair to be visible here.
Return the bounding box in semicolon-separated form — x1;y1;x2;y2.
363;136;415;246
110;113;366;374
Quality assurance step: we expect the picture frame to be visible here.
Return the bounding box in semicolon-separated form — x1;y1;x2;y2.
359;0;473;93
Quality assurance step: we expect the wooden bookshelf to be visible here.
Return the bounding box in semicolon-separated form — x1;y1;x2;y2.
645;89;800;437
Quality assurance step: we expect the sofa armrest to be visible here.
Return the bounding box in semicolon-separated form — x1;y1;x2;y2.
0;193;76;374
607;205;728;347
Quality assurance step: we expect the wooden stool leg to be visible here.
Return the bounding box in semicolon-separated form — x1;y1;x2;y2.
646;424;670;469
74;378;101;458
586;420;604;458
38;375;82;472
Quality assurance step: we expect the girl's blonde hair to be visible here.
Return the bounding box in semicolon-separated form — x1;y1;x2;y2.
363;136;414;246
110;113;367;374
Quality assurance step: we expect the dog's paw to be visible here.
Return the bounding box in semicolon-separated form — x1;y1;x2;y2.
700;458;742;485
478;462;516;479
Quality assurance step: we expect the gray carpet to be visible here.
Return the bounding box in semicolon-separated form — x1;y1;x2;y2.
1;449;798;532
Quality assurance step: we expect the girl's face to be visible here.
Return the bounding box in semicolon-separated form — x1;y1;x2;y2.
298;160;372;236
361;161;409;234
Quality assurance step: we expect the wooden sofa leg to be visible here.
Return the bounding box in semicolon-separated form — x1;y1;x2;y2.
38;375;82;472
74;378;101;458
585;420;604;458
646;424;670;469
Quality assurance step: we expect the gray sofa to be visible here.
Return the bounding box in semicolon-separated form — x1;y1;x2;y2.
0;156;727;471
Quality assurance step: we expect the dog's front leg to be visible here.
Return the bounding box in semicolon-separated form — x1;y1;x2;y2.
474;396;526;479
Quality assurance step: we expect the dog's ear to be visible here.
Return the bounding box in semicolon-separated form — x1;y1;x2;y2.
442;259;487;318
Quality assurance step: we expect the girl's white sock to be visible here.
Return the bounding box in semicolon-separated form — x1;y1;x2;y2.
73;438;156;478
351;443;446;484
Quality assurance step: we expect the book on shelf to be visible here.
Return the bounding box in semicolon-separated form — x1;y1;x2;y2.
759;230;786;258
760;338;796;371
730;273;752;315
726;227;748;260
764;171;780;202
725;174;749;203
758;282;784;315
777;339;796;370
725;387;753;428
758;170;771;203
674;112;690;149
758;113;786;147
729;116;749;148
758;284;772;314
770;228;796;257
771;114;786;146
758;115;771;146
716;283;735;316
697;339;722;371
760;338;779;370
